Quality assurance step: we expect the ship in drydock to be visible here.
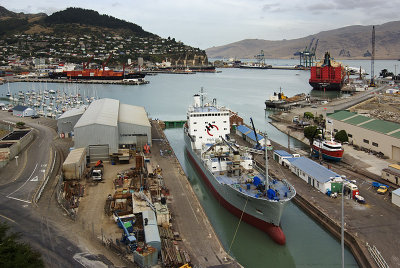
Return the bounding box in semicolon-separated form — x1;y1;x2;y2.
184;89;296;245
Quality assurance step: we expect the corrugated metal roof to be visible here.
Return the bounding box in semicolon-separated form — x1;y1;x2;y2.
390;130;400;139
328;110;400;136
118;104;150;127
344;115;371;126
274;150;292;157
290;157;339;183
392;188;400;196
327;110;355;120
361;119;400;134
74;98;119;128
58;105;87;120
246;131;264;142
237;125;251;134
63;147;86;165
13;105;28;111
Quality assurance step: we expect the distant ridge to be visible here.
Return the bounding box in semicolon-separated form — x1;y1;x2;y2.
205;21;400;60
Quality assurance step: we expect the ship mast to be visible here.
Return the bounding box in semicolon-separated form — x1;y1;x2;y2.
264;132;269;186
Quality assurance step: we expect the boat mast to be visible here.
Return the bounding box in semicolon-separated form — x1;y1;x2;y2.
200;87;204;108
264;132;269;185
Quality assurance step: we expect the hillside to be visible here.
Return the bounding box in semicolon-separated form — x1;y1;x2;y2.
205;21;400;60
0;6;206;64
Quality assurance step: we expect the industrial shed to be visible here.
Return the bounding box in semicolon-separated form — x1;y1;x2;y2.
13;105;36;117
392;188;400;208
288;157;340;193
118;104;151;149
235;124;265;147
327;110;400;161
57;105;87;136
273;150;294;165
73;98;151;161
382;164;400;186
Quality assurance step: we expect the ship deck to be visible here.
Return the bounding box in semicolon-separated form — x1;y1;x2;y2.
214;172;292;201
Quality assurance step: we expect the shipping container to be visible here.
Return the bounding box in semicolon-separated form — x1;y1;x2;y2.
62;147;87;180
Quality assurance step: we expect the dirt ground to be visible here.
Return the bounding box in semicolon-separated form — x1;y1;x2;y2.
351;94;400;123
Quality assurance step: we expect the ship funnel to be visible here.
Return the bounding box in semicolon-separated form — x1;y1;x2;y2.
193;94;201;107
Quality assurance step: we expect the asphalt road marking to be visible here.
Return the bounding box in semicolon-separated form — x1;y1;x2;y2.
30;176;39;182
7;196;32;204
7;163;38;202
0;214;17;223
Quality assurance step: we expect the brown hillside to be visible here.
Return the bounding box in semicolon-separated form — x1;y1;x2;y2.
206;21;400;60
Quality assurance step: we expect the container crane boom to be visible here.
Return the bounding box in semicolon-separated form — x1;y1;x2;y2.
250;117;261;150
102;52;113;72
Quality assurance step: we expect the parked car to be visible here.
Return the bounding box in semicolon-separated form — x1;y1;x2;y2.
377;186;388;194
31;114;40;119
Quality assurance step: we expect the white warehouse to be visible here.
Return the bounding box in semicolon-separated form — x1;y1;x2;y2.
72;98;151;160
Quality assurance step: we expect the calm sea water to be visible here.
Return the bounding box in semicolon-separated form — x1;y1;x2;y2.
3;59;396;267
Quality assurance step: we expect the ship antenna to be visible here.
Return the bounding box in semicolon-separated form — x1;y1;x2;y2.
200;87;204;108
264;132;269;186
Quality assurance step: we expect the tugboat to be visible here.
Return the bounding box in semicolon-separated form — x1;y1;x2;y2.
309;52;346;91
184;88;296;245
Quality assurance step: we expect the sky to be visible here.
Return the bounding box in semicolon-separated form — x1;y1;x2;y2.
2;0;400;49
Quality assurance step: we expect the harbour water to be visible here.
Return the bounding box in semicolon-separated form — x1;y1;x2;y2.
2;59;397;267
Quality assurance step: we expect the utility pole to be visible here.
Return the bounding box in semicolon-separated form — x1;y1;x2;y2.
370;26;375;87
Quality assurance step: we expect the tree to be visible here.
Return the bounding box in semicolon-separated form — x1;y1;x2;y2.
380;69;394;78
334;130;348;143
303;112;314;119
304;125;320;144
0;222;44;268
16;122;25;128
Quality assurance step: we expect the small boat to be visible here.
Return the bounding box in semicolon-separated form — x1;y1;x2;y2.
312;139;344;161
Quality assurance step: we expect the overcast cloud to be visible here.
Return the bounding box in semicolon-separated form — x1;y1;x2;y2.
1;0;399;49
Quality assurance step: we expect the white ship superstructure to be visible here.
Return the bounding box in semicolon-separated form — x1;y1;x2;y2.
184;89;296;245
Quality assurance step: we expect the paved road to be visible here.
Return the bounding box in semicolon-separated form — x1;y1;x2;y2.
0;112;115;267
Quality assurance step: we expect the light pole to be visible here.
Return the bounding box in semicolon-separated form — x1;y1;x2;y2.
15;155;19;166
341;175;346;268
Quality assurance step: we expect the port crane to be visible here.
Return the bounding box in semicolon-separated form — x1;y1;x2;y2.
254;50;266;66
299;38;318;68
102;52;113;72
250;117;263;150
82;55;94;70
370;26;376;87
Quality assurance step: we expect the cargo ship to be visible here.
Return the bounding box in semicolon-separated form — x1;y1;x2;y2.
312;139;344;161
309;52;346;91
184;89;296;245
48;69;146;80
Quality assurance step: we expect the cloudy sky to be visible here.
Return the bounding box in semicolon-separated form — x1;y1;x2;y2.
2;0;400;49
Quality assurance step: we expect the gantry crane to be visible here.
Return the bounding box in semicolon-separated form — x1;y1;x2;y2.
299;38;318;68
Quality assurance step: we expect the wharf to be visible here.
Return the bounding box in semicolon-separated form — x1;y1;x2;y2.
149;120;242;267
9;77;149;85
263;86;399;268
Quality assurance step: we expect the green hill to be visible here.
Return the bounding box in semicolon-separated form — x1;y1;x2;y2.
44;7;152;37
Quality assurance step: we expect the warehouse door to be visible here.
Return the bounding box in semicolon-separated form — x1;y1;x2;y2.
393;146;400;162
89;144;109;163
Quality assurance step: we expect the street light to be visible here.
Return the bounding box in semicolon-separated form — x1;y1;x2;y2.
15;155;19;166
341;175;346;268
